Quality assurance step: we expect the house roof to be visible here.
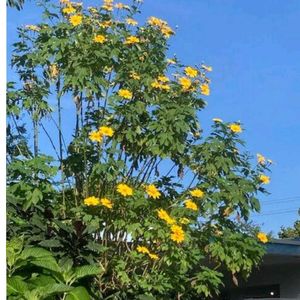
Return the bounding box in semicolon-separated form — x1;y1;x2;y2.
262;238;300;266
267;238;300;256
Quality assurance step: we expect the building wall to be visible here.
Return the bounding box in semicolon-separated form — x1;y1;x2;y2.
227;263;300;299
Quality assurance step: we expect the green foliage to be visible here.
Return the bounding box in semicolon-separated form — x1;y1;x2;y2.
7;0;272;299
278;212;300;238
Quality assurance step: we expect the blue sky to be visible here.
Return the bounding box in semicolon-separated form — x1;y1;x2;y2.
7;0;300;235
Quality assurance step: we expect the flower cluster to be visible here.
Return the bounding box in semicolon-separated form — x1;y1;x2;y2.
147;16;174;38
89;126;114;143
84;196;113;209
151;75;170;91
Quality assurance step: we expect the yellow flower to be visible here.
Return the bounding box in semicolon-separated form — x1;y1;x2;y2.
62;6;76;14
146;184;161;199
137;245;150;254
129;71;140;80
170;225;185;243
229;123;242;133
167;58;176;64
200;84;210;96
99;20;112;28
93;34;106;44
148;16;167;27
257;153;266;165
212;118;223;123
124;36;140;45
126;18;138;26
259;174;270;184
89;131;103;143
160;24;174;38
257;232;268;243
99;126;114;137
157;209;175;225
179;77;192;91
115;3;130;9
179;217;190;225
49;64;59;79
158;75;169;83
117;183;133;197
151;80;170;91
25;25;40;31
100;197;113;209
184;199;198;211
69;14;83;26
118;89;132;99
185;67;198;78
102;0;113;11
84;196;100;206
202;64;213;72
190;189;204;198
148;253;159;260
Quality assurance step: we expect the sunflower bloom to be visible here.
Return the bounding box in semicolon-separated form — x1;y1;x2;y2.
117;183;133;196
190;189;204;198
115;3;130;9
148;16;167;27
93;34;106;44
259;174;270;184
69;14;83;26
100;197;113;209
146;184;161;199
62;6;76;14
126;18;138;26
170;225;185;243
185;67;198;78
179;77;192;91
184;199;198;211
229;123;242;133
257;153;266;165
118;89;132;99
124;36;140;45
137;246;150;254
200;84;210;96
84;196;100;206
257;232;268;243
157;209;175;225
89;131;103;143
99;126;114;137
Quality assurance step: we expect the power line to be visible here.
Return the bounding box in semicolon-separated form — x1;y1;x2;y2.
252;208;299;217
261;198;300;205
260;196;300;203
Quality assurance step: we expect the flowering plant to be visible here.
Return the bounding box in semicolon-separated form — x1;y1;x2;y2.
7;0;271;299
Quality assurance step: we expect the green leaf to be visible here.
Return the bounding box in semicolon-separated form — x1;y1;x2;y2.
7;276;28;296
65;287;90;300
73;264;104;281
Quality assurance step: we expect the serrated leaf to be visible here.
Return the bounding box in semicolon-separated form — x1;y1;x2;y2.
65;286;90;300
